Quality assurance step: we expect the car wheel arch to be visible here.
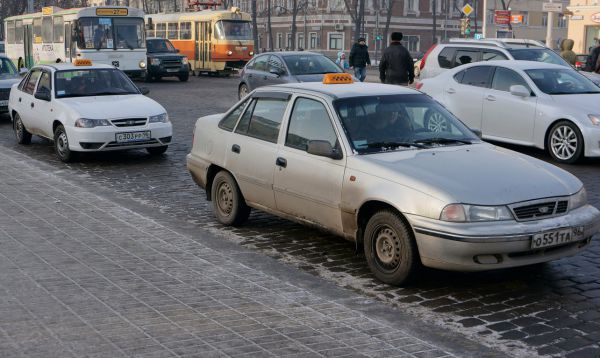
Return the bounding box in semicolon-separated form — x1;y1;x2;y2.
52;119;64;135
544;118;584;151
206;164;243;202
356;200;413;245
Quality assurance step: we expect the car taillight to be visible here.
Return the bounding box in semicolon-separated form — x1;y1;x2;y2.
415;82;424;90
420;44;437;70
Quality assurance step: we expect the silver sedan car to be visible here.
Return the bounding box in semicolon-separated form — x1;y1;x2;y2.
187;75;600;286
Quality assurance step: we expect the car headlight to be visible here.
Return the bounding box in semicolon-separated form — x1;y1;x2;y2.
588;114;600;126
139;60;146;69
182;57;188;65
570;188;587;210
149;113;169;123
440;204;513;222
75;118;111;128
150;58;161;66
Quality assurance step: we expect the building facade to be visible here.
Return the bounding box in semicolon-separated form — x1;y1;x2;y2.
567;0;600;54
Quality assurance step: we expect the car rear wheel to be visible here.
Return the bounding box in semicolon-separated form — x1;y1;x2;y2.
211;171;250;226
146;146;168;155
424;109;449;133
54;124;76;163
238;83;249;100
14;113;31;145
364;210;419;286
547;121;583;164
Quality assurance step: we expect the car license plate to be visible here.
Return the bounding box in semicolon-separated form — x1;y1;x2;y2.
0;100;7;106
531;226;584;249
167;69;179;72
115;131;151;143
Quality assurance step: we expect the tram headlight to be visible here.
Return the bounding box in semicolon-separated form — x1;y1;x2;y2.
139;60;147;69
227;50;233;56
182;57;188;65
150;58;161;66
249;51;254;56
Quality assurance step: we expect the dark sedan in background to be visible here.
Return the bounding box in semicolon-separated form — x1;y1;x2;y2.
146;38;190;82
237;51;343;99
0;55;21;114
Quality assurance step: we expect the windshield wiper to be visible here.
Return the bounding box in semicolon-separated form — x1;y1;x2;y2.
414;138;474;146
366;141;427;149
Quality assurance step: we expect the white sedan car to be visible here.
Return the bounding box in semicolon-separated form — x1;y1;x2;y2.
8;61;172;162
418;61;600;164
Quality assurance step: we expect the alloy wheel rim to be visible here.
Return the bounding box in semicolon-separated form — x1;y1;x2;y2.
240;85;248;98
374;227;401;269
15;118;23;140
217;182;234;216
57;131;69;157
427;112;448;132
551;126;577;160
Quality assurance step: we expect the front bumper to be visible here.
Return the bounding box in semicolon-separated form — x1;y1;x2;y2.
148;65;188;77
406;204;600;271
66;123;173;152
123;69;147;78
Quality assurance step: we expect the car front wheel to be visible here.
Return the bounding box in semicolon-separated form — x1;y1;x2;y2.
211;171;250;226
238;83;249;100
364;210;420;286
54;124;76;162
547;121;584;164
14;113;32;145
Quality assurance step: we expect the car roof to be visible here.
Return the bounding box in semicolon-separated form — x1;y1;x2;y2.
34;63;116;71
461;60;567;71
257;82;420;100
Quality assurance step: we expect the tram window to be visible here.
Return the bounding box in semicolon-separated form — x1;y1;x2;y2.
214;20;252;40
180;22;192;40
42;16;53;43
15;21;23;44
53;16;64;42
168;23;178;40
33;18;42;42
6;21;14;44
155;23;166;38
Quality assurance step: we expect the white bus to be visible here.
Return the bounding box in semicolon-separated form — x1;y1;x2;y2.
4;6;147;77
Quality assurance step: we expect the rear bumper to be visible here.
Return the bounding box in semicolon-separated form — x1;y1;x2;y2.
406;205;600;271
186;153;211;190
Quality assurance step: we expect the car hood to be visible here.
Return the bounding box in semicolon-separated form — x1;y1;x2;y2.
59;95;165;118
550;93;600;114
0;76;20;88
349;144;581;205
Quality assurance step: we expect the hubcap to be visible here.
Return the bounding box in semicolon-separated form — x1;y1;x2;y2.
56;131;69;157
240;86;248;98
15;118;23;140
427;112;448;132
374;227;400;269
551;126;577;160
216;182;234;216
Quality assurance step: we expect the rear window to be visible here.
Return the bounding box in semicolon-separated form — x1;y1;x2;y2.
438;48;455;69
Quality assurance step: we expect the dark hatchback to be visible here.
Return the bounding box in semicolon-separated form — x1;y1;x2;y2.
238;51;344;99
146;38;190;82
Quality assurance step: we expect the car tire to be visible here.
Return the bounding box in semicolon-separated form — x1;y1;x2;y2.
146;146;168;155
13;113;32;145
238;83;249;100
547;120;584;164
54;124;76;163
424;109;449;133
211;171;250;226
364;210;420;286
178;73;189;82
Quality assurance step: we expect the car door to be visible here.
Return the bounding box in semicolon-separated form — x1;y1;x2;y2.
16;68;42;135
265;55;288;86
273;96;345;233
246;54;269;90
443;65;494;129
226;92;291;209
482;66;537;143
30;70;54;138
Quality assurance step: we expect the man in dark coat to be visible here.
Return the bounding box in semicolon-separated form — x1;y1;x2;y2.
349;37;371;82
379;32;414;85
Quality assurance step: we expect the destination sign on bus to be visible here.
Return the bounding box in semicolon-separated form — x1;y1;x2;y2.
96;8;129;16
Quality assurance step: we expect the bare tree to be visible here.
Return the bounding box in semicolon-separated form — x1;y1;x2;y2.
382;0;395;48
343;0;366;44
267;0;273;50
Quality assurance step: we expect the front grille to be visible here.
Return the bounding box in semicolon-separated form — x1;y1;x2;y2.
510;198;570;221
106;139;158;148
0;88;10;101
556;201;568;214
111;118;147;127
162;59;181;68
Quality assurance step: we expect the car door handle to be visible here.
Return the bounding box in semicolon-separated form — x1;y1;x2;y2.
445;88;456;94
18;97;22;102
485;95;496;102
276;157;287;168
231;144;240;154
30;102;34;108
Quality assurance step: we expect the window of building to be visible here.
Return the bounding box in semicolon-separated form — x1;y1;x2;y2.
277;33;283;49
168;23;178;39
407;0;418;12
328;33;343;50
401;35;419;52
287;33;292;49
156;23;166;38
297;33;305;49
542;14;548;27
558;16;567;28
309;32;318;49
180;22;192;39
53;16;64;42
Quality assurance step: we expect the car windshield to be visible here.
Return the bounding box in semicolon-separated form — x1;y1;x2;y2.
283;55;343;75
214;20;252;40
54;68;140;98
334;94;479;154
147;39;176;53
0;58;17;77
508;48;569;66
526;69;600;95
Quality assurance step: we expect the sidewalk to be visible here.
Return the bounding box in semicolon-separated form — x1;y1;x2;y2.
0;149;497;357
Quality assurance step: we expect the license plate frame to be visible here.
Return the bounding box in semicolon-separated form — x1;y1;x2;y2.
166;68;179;73
115;131;151;143
531;226;584;249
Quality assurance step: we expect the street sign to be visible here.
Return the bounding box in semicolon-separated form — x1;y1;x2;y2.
474;33;483;40
542;2;563;13
494;10;511;25
462;4;474;17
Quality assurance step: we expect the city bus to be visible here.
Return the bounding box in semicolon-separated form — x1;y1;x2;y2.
4;6;147;77
145;7;253;75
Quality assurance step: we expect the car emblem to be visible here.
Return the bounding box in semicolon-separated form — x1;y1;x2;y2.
127;120;135;126
538;206;550;214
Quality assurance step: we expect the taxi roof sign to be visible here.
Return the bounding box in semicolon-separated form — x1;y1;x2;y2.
323;73;354;84
74;59;93;66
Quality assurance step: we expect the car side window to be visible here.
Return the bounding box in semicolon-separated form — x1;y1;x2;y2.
245;57;255;69
460;66;493;88
18;72;31;91
253;56;269;72
453;69;466;83
236;98;289;143
454;50;480;67
286;98;338;152
438;47;456;69
491;67;531;93
36;71;52;93
268;56;285;74
482;50;508;61
23;69;42;95
219;98;249;131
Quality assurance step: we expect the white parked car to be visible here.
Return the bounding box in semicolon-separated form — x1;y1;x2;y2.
8;61;172;162
187;74;600;285
418;61;600;164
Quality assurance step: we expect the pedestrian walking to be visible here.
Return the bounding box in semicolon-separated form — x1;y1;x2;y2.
379;32;414;85
336;51;350;71
559;39;577;66
585;40;600;72
349;37;371;82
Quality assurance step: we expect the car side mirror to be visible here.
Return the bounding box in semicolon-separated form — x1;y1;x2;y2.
138;86;150;95
510;85;530;98
34;88;51;101
470;128;482;139
307;140;343;160
19;68;28;76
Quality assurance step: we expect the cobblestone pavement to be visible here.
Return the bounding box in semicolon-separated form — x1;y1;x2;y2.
1;75;600;357
0;149;500;358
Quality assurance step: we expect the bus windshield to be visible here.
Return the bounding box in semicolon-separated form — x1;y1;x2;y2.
214;20;252;40
55;69;140;98
77;17;145;50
